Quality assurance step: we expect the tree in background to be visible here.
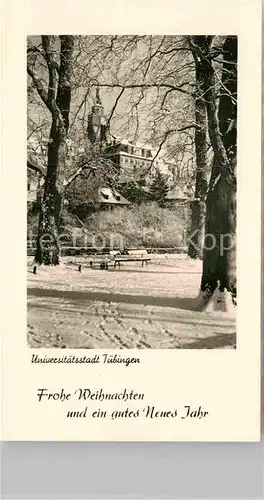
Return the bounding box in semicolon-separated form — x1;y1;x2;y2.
65;158;119;220
148;171;170;207
118;180;149;205
187;37;211;258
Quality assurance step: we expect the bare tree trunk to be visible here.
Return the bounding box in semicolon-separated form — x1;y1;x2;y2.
188;54;209;258
201;157;236;296
199;36;237;303
35;117;67;264
218;37;237;300
225;155;236;300
33;36;74;265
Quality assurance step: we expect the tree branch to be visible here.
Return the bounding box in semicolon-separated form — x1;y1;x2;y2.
64;164;96;188
27;65;50;110
91;82;193;96
177;124;198;132
107;87;125;126
27;159;47;177
41;36;58;112
56;35;75;131
161;88;175;108
27;121;49;140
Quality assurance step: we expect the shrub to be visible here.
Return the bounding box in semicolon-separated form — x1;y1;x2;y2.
27;202;187;253
85;202;186;249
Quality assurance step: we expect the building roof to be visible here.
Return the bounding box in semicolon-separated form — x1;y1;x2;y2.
98;187;131;206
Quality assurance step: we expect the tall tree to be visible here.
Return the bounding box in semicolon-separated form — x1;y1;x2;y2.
148;171;170;207
195;36;237;304
27;36;75;264
187;38;210;258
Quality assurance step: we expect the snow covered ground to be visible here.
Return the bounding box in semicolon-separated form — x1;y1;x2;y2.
27;255;236;349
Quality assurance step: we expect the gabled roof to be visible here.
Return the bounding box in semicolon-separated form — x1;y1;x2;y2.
98;187;131;205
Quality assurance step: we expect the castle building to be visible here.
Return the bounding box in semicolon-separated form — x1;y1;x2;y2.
87;91;173;183
87;88;110;150
86;89;189;198
103;139;154;185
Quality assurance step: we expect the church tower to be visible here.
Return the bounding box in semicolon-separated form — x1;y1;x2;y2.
87;88;109;149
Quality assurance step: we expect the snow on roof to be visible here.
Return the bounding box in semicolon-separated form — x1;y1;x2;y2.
114;137;153;150
98;187;131;205
119;138;130;145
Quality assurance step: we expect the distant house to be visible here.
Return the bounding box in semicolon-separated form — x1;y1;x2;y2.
98;187;131;211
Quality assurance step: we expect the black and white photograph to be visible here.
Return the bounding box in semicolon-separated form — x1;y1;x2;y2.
27;35;237;350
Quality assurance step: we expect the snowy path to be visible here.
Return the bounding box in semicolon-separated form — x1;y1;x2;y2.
27;256;236;349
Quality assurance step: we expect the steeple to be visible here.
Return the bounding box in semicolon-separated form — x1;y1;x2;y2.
96;86;102;106
87;88;109;147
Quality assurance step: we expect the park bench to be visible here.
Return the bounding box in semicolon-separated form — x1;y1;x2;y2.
77;250;119;272
78;255;112;272
114;250;151;269
77;250;151;272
